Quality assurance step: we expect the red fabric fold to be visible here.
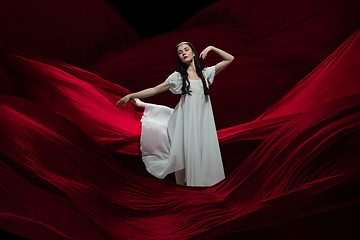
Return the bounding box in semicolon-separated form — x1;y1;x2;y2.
218;27;360;144
1;92;360;239
0;49;142;155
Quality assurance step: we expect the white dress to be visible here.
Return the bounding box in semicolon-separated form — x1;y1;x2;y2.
140;66;225;186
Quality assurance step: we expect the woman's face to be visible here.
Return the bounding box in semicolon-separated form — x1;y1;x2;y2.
177;44;195;64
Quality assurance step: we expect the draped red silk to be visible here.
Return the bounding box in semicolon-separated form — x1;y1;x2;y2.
1;0;360;239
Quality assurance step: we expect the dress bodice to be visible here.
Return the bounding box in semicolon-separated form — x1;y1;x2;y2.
188;80;207;95
165;66;216;95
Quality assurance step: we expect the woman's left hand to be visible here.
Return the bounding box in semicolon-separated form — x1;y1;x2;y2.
199;46;213;59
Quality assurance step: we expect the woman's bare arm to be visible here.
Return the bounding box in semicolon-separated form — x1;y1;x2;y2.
199;46;234;75
115;81;170;108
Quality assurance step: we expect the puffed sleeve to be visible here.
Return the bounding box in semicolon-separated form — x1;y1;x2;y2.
203;65;216;85
165;71;182;94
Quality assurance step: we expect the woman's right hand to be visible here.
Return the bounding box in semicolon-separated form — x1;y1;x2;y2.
115;94;132;108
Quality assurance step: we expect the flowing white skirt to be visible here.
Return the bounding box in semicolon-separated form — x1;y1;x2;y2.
140;94;225;187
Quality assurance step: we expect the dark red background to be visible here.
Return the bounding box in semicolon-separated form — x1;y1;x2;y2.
1;0;360;239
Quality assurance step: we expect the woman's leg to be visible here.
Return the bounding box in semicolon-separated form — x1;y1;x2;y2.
175;169;186;185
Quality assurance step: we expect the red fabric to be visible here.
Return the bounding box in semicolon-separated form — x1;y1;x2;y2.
0;50;143;155
1;0;360;239
85;0;360;129
0;0;140;67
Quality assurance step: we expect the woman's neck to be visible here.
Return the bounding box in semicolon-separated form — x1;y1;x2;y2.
186;60;196;73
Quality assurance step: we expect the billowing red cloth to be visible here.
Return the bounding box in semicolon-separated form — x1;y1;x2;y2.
1;0;360;239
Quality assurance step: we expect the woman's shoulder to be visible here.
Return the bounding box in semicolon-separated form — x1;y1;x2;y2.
172;71;181;78
165;71;182;94
166;71;182;83
202;65;216;75
167;71;181;78
202;65;216;84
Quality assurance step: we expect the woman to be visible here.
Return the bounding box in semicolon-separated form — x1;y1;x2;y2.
116;42;234;186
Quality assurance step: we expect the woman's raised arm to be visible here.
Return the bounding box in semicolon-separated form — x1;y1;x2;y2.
115;81;170;108
199;46;234;75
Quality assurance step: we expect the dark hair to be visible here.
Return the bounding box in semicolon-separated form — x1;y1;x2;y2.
175;42;209;96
